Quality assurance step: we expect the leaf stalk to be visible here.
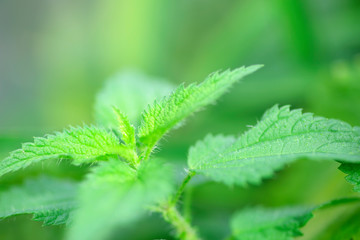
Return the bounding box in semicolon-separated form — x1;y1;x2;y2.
170;170;195;207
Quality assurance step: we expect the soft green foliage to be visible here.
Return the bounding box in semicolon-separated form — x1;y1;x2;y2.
0;126;125;177
138;65;263;153
230;198;360;240
188;105;360;186
339;163;360;192
231;206;313;240
66;159;175;240
0;176;77;226
94;70;174;128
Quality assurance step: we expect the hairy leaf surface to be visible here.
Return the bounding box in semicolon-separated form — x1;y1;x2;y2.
112;108;139;165
138;65;262;153
0;176;77;225
94;70;174;128
188;105;360;185
230;198;360;240
113;107;136;148
0;126;126;177
66;159;175;240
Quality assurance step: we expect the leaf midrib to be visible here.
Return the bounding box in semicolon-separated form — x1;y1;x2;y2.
191;129;359;169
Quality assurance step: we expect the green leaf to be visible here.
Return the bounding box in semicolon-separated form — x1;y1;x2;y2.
339;163;360;192
0;126;125;177
231;206;313;240
188;105;360;186
113;107;136;148
112;107;139;166
138;65;262;154
0;176;77;226
230;198;360;240
94;70;174;128
66;159;175;240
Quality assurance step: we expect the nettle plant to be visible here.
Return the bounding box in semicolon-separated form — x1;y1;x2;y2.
1;65;360;240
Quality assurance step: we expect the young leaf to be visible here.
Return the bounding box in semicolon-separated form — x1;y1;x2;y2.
66;159;175;240
138;65;262;155
188;105;360;186
94;70;174;128
230;198;360;240
113;107;136;148
112;107;139;166
0;126;126;177
0;176;77;226
339;163;360;192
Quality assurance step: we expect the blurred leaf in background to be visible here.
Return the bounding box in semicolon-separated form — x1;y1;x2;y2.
94;70;174;128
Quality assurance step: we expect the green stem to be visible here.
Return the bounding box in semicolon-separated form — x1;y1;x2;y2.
156;170;199;240
183;187;193;222
170;171;195;207
162;205;201;240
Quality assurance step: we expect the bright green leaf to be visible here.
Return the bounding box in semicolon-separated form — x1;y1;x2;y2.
94;70;174;128
0;126;125;177
112;108;139;166
188;105;360;186
113;107;136;148
138;65;262;155
0;176;77;226
66;159;175;240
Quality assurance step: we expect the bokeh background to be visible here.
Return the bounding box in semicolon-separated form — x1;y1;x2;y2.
1;0;360;239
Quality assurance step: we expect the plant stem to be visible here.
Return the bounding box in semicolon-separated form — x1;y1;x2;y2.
157;170;199;240
183;187;193;222
170;170;195;207
162;205;201;240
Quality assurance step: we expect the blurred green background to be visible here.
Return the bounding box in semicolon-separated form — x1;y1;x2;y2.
0;0;360;239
